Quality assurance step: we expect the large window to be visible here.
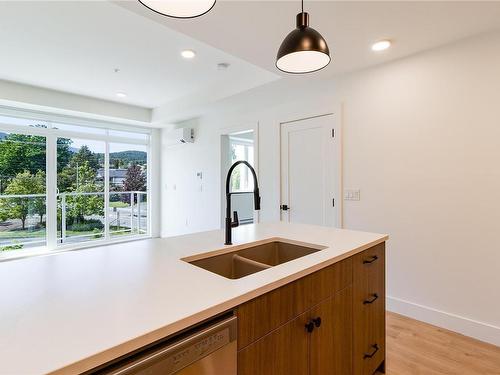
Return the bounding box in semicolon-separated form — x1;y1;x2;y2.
0;112;151;256
0;132;46;250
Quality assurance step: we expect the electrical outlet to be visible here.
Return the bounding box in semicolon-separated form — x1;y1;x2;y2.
344;189;360;201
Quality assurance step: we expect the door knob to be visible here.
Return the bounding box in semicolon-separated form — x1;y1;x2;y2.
305;321;315;333
312;317;322;328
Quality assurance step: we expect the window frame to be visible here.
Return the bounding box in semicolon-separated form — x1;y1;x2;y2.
0;107;152;259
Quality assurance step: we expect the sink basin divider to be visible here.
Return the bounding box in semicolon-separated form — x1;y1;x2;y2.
232;254;272;270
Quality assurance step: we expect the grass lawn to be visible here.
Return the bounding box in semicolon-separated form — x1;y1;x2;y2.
109;201;130;208
0;228;46;238
0;226;142;239
0;225;146;251
0;228;103;239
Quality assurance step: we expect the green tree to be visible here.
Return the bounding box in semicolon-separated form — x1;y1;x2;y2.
70;145;100;172
57;166;75;193
58;144;102;192
0;134;46;193
0;170;45;229
56;137;72;173
0;133;71;193
111;158;121;169
33;171;46;224
65;162;104;224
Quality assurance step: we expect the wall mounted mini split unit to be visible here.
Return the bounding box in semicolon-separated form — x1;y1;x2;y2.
164;127;194;146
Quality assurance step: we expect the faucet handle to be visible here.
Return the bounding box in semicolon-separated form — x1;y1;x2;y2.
231;211;239;227
254;188;261;210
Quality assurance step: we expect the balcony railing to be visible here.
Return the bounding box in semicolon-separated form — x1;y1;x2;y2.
0;191;148;251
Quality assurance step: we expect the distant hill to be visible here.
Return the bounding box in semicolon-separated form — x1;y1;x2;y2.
109;150;147;165
0;133;146;165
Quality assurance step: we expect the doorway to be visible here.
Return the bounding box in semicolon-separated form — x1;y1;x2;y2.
221;127;258;226
280;113;341;227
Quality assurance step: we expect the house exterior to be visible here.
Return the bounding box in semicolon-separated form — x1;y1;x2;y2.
97;168;127;187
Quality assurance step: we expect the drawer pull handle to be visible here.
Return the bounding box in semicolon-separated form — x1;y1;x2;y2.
363;255;379;264
305;321;315;333
363;293;379;304
312;317;322;328
363;344;380;359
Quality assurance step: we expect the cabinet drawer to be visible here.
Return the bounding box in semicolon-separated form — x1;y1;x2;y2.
353;243;384;308
353;243;386;375
237;258;352;349
307;257;353;307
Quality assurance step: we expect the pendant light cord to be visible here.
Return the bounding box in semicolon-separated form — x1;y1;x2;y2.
301;0;304;13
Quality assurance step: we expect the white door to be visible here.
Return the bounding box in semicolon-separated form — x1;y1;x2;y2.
280;114;340;227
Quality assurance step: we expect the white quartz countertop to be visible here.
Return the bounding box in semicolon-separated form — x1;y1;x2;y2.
0;222;387;375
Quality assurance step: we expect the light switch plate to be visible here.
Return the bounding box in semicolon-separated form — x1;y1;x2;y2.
344;189;360;201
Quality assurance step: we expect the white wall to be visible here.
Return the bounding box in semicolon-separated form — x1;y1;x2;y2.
0;79;151;125
161;120;221;236
160;31;500;345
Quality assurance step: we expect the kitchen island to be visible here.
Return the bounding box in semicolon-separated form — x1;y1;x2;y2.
0;222;387;374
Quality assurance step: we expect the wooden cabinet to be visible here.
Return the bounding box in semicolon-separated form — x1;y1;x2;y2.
310;286;353;375
238;311;309;375
237;257;352;349
236;242;385;375
238;287;353;375
353;242;386;375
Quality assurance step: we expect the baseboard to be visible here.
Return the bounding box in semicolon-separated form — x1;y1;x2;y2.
387;296;500;347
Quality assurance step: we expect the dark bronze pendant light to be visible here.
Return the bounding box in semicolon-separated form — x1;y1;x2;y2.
138;0;216;19
276;0;330;74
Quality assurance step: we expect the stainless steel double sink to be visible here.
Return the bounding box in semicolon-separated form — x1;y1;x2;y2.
183;239;327;279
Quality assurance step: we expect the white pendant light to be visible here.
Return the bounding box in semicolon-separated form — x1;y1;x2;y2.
138;0;216;19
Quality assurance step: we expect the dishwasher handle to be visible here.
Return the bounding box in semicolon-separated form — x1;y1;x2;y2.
106;316;237;375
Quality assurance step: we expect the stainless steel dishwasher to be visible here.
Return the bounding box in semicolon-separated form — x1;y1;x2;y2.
98;316;237;375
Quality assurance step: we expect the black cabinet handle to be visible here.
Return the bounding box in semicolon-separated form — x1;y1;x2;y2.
312;317;322;328
363;255;379;264
363;344;380;359
363;293;379;305
305;321;315;333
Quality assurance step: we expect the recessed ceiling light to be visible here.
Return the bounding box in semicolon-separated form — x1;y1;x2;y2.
371;40;392;52
116;92;127;98
181;50;196;59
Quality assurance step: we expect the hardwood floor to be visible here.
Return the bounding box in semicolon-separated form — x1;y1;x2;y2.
378;312;500;375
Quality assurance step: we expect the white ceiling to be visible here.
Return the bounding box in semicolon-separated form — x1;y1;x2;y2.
0;1;278;109
123;1;500;78
1;1;500;120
